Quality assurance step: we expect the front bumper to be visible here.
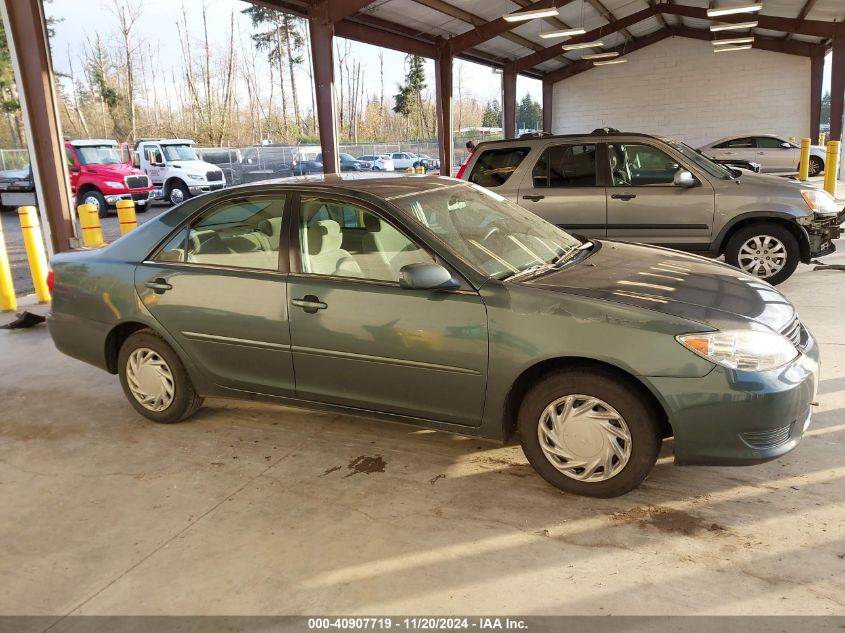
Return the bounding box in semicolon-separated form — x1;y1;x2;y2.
104;190;153;206
642;332;819;466
188;183;226;195
806;209;844;257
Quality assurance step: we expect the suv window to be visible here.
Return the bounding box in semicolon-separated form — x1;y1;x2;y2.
608;143;679;187
755;136;790;149
714;137;753;149
154;196;286;270
468;147;531;188
532;144;597;188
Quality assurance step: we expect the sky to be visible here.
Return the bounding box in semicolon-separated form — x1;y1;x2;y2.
46;0;542;115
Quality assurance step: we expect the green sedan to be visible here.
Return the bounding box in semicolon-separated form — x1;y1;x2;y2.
47;177;819;497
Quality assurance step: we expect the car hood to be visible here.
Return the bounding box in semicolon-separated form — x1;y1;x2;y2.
170;160;220;173
520;241;795;333
82;163;147;178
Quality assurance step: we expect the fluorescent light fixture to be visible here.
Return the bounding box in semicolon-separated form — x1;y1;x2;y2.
593;58;627;66
539;28;586;38
492;67;503;74
707;3;763;18
712;36;754;45
710;20;758;31
582;51;619;60
713;44;752;52
503;7;559;22
562;40;604;50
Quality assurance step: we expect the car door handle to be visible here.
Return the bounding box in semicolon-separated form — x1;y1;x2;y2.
522;195;545;201
291;295;327;313
611;193;637;201
144;278;172;294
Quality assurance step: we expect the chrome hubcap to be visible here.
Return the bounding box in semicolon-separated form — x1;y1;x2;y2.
82;195;101;211
737;235;787;278
126;348;175;412
537;394;632;482
169;188;185;205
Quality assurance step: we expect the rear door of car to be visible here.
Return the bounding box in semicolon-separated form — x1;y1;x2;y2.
604;141;715;247
136;190;295;397
753;136;798;172
516;141;607;238
465;144;533;203
710;137;757;166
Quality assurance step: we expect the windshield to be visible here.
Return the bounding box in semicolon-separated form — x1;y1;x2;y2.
76;145;122;165
161;144;199;161
392;182;582;279
668;141;733;179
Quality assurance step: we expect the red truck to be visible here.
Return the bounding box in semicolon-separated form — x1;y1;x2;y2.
65;139;154;217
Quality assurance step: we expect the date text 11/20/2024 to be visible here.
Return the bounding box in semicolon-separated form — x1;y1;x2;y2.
307;618;528;630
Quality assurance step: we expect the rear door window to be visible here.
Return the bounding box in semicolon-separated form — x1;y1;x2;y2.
754;136;789;148
532;144;597;188
468;147;531;188
715;137;753;149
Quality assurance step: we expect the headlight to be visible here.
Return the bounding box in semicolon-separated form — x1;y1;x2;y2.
186;172;203;181
801;189;838;215
676;330;798;372
104;181;124;189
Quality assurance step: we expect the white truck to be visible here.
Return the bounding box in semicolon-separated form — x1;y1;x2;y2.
134;139;226;205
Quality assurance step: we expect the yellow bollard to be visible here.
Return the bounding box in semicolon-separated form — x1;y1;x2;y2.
823;141;840;198
819;132;826;146
116;199;137;235
406;166;414;175
0;217;17;311
415;165;425;175
77;203;104;247
798;138;811;181
17;206;51;303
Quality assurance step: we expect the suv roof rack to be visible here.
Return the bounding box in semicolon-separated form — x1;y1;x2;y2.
519;131;552;139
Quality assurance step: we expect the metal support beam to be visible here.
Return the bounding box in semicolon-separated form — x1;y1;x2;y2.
542;78;553;133
449;0;559;53
0;0;75;254
325;0;378;22
831;28;845;142
503;63;517;139
308;9;340;175
434;44;453;176
810;55;824;140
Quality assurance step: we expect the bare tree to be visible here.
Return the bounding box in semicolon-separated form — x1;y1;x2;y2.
110;0;142;140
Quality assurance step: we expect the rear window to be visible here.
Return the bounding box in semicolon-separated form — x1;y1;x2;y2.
468;147;531;188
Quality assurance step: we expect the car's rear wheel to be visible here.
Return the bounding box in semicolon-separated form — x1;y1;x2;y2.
118;329;203;423
725;222;799;285
518;369;662;498
808;156;823;177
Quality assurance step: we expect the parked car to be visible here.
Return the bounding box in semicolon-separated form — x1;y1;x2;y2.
241;146;296;181
195;147;244;186
47;176;819;498
699;134;826;176
389;151;418;170
315;153;367;172
413;154;440;173
357;154;395;171
134;139;226;206
67;139;154;217
0;164;35;212
458;130;843;285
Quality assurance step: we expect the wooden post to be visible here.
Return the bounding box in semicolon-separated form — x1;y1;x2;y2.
435;43;453;176
503;63;517;139
309;2;340;176
542;77;554;133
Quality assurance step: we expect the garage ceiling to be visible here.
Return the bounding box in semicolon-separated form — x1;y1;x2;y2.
260;0;845;80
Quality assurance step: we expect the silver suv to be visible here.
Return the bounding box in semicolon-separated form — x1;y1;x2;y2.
458;130;843;284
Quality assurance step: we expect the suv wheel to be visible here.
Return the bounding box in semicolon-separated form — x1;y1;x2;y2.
808;156;823;177
518;369;661;498
725;222;799;285
118;329;203;423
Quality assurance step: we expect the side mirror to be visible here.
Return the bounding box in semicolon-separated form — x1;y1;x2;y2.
399;262;459;290
673;169;696;188
780;142;792;149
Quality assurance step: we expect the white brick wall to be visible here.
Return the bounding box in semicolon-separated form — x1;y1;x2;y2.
552;36;810;148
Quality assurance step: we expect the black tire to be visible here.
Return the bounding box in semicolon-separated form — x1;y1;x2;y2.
166;181;190;207
724;222;800;285
117;329;203;423
518;368;662;498
808;156;823;177
78;189;109;218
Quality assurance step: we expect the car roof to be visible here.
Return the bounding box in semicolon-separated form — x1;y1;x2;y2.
70;139;118;147
230;174;461;200
706;134;782;145
474;131;674;148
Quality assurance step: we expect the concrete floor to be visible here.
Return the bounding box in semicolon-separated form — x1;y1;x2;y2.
1;248;844;618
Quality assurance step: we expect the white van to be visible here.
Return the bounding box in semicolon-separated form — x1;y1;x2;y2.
135;139;226;205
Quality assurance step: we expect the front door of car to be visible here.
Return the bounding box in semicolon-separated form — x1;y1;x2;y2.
135;193;295;397
517;142;606;238
754;136;797;172
287;194;489;427
712;137;757;165
144;145;165;185
605;142;715;247
65;147;80;193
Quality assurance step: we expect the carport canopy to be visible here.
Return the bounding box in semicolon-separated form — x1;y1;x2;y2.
2;0;844;253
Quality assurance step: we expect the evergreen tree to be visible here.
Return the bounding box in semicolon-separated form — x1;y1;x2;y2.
516;94;542;132
481;99;501;128
393;55;428;137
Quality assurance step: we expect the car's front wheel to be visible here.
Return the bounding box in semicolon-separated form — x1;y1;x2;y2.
724;222;799;285
79;190;109;218
518;368;662;498
118;329;203;423
808;156;823;177
166;181;190;206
